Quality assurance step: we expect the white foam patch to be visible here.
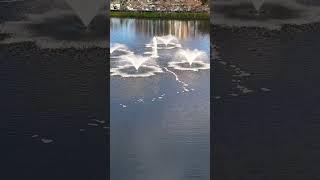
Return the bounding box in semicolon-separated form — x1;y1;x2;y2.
111;65;163;78
168;61;210;72
163;67;190;92
157;44;182;50
120;104;128;108
41;138;54;144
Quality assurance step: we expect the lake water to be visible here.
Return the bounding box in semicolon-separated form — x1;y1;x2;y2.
211;0;320;179
110;18;210;180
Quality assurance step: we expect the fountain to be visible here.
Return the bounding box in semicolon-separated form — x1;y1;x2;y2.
250;0;265;15
176;49;206;66
168;49;210;71
157;35;180;48
151;37;159;58
65;0;105;27
111;40;163;77
111;53;162;77
111;36;209;76
110;43;131;54
122;54;151;71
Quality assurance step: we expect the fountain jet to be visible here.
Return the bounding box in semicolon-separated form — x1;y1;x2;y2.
176;49;206;66
157;35;179;47
122;54;150;71
151;37;159;58
65;0;105;26
110;43;130;54
250;0;265;14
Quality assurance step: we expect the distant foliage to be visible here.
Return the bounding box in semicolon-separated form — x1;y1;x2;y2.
111;0;209;12
200;0;208;5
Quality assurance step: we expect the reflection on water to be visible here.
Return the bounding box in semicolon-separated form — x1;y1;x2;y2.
111;18;210;180
111;18;210;40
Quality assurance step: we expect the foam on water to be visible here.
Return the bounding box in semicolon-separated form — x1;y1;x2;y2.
168;61;210;72
163;67;190;92
111;65;163;78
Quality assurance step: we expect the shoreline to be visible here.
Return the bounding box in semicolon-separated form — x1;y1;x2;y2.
110;11;210;20
212;22;320;33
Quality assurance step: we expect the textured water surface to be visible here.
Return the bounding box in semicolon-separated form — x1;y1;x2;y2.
110;18;210;180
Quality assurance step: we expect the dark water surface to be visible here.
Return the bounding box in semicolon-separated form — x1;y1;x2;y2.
212;0;320;178
0;1;108;179
111;18;210;180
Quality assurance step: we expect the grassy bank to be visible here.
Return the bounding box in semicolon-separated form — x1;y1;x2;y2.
110;11;209;20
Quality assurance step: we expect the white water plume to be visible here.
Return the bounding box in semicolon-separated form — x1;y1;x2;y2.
110;43;130;54
121;54;151;71
168;49;210;71
176;49;207;66
151;37;159;58
156;35;180;48
250;0;265;12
